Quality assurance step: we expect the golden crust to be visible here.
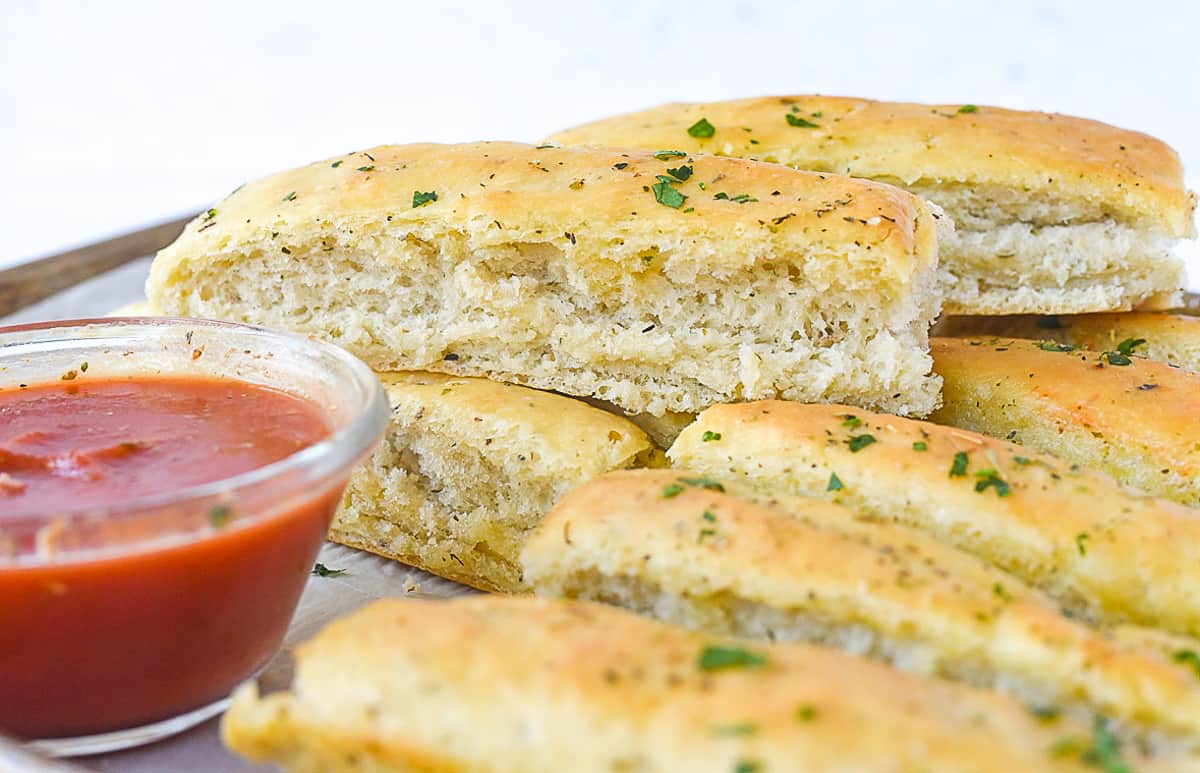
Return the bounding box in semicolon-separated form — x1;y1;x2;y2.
931;336;1200;507
150;141;936;284
937;312;1200;372
330;372;661;593
523;469;1200;739
548;96;1196;235
668;401;1200;638
222;595;1111;773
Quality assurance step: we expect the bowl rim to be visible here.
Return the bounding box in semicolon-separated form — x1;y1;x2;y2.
0;316;389;564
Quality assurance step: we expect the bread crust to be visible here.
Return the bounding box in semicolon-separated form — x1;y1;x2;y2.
145;141;944;416
222;595;1115;773
548;96;1195;235
331;372;661;592
937;312;1200;373
930;336;1200;506
668;400;1200;639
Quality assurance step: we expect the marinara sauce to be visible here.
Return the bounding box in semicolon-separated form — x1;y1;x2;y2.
0;377;336;739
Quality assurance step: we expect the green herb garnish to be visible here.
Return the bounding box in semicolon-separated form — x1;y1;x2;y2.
713;192;758;204
827;472;844;491
678;475;725;493
661;483;685;498
1075;532;1089;556
312;563;347;577
356;165;375;172
1089;716;1131;773
701;430;722;442
1116;337;1146;356
687;117;716;138
702;510;717;522
208;504;233;528
1101;351;1132;366
1030;705;1061;722
652;150;687;159
331;160;343;168
957;104;979;114
974;468;1011;497
412;190;438;208
665;164;693;181
202;208;217;221
282;191;297;202
838;414;862;429
912;441;928;451
1013;456;1033;465
733;760;761;773
652;180;687;209
785;114;820;128
699;645;767;671
993;582;1013;601
949;451;969;477
795;704;819;721
1036;341;1075;352
846;434;876;452
1173;649;1200;678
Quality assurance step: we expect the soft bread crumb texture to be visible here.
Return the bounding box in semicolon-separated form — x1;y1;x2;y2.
523;469;1200;748
221;595;1121;773
547;96;1196;314
147;141;944;417
937;311;1200;373
331;372;662;592
930;336;1200;506
667;401;1200;640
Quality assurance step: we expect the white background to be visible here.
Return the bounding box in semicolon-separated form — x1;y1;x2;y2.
2;0;1198;279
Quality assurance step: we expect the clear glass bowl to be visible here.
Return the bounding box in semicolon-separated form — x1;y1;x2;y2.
0;317;387;755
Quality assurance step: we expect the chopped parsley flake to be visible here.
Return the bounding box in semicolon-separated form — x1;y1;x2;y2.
713;192;758;204
1036;341;1075;353
1012;456;1033;465
652;150;687;159
666;164;693;181
1101;351;1132;366
698;528;718;543
1173;649;1200;678
949;451;969;477
356;165;375;172
1090;716;1131;773
1116;338;1146;356
661;483;685;498
1029;705;1061;722
702;510;717;523
957;104;979;114
701;430;722;442
312;563;347;577
912;441;928;451
827;472;844;491
331;160;343;168
202;208;217;221
846;434;876;452
678;475;725;493
282;191;297;202
795;704;819;722
208;504;233;528
734;760;762;773
993;582;1013;601
1075;532;1089;556
652;180;687;209
687;117;716;138
838;414;862;429
699;645;767;671
412;190;438;208
785;114;820;128
974;468;1011;497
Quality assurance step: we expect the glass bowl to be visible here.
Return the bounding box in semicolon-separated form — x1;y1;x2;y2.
0;317;388;756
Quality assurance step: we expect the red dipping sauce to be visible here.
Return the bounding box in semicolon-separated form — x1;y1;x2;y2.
0;317;387;747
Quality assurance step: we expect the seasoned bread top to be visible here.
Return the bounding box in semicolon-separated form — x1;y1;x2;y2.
937;312;1200;372
222;596;1107;773
669;400;1200;637
379;372;663;471
148;141;940;293
931;336;1200;501
548;96;1196;236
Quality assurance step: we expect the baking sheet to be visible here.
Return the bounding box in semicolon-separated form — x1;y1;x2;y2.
1;259;474;772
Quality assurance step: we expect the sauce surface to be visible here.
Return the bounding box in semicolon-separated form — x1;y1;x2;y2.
0;377;330;517
0;375;341;739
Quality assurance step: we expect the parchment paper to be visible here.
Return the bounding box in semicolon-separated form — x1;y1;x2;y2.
1;259;475;772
